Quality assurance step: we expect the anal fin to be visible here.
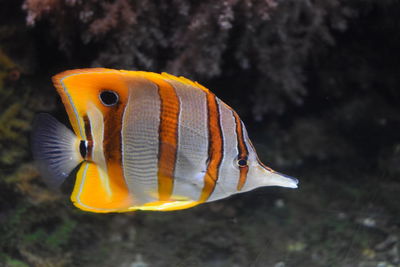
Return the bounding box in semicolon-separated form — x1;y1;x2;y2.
71;162;133;213
128;200;201;211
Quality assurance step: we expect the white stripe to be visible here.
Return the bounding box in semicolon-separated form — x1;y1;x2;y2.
122;77;161;205
166;79;209;201
75;104;112;209
87;104;111;197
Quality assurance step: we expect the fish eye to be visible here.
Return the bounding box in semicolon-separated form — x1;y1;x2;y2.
99;90;119;106
237;158;248;168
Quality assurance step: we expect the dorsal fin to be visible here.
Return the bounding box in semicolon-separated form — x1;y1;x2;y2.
160;72;210;93
119;70;211;94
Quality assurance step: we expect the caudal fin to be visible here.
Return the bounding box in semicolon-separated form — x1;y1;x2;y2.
31;113;83;188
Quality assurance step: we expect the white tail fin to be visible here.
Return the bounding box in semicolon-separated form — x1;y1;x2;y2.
31;113;83;188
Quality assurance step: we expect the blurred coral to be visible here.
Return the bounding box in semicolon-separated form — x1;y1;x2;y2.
22;0;60;26
20;0;353;118
20;0;357;119
88;0;137;36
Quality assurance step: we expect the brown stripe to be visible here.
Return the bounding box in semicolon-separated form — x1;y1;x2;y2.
101;99;132;200
103;101;123;163
79;97;132;210
97;96;132;209
232;112;249;191
199;94;224;202
155;80;180;201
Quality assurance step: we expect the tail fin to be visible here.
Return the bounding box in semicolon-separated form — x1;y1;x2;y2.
31;113;83;188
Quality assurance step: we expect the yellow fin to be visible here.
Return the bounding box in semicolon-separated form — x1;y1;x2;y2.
128;200;201;211
119;70;210;93
71;162;133;213
160;72;209;92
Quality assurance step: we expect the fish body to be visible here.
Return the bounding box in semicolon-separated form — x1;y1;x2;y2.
32;68;298;213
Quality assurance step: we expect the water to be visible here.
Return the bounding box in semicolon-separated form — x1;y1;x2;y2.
1;1;399;266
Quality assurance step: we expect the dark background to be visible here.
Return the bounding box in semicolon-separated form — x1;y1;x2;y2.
0;1;399;266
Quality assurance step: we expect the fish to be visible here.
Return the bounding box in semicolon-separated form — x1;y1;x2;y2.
31;68;298;213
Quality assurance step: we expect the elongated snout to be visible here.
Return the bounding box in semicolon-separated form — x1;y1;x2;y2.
243;164;299;191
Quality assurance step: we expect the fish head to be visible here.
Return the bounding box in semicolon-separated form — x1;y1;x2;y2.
52;69;135;212
212;123;298;202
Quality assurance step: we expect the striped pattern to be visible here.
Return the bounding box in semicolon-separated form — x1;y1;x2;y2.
73;103;133;212
199;93;224;202
155;79;180;201
232;112;249;191
207;100;239;201
101;93;128;200
121;74;227;204
168;79;208;201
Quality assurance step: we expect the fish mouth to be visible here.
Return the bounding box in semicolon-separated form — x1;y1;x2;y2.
264;169;299;189
258;161;299;188
275;172;299;187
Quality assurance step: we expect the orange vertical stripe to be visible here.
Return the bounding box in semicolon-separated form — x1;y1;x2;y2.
199;93;224;202
155;80;180;201
232;112;249;191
